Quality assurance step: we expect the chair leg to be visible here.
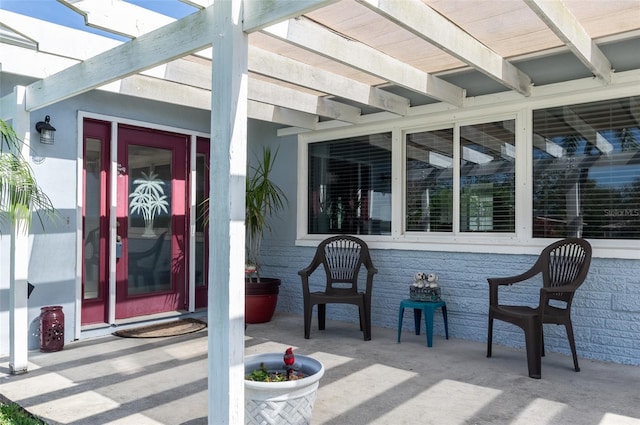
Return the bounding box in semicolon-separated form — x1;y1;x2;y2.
304;300;313;339
564;321;580;372
362;304;371;341
442;305;449;340
425;305;435;347
541;325;545;357
414;308;422;335
524;318;542;379
487;315;493;358
397;305;405;343
318;304;326;330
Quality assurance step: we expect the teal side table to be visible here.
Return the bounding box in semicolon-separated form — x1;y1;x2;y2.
397;299;449;347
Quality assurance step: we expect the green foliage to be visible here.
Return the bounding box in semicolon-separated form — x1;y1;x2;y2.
0;118;56;233
197;145;288;275
245;146;288;272
245;363;304;382
0;402;47;425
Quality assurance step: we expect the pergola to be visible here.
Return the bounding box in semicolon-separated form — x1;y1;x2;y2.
2;1;639;423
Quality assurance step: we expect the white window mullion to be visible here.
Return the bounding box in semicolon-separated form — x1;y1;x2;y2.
517;109;531;241
391;127;403;237
452;124;461;234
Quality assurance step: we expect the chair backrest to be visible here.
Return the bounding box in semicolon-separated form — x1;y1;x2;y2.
540;238;592;301
318;235;372;294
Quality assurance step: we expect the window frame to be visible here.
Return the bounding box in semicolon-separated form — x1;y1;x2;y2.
296;76;640;259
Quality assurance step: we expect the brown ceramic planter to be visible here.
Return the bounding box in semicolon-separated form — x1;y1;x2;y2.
245;277;281;324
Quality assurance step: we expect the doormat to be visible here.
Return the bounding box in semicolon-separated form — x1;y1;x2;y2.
113;318;207;338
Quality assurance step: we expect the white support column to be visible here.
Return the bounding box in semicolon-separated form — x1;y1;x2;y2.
9;86;30;374
208;0;248;423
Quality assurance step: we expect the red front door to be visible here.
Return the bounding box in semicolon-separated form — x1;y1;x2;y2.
115;125;188;319
82;120;208;325
81;119;110;325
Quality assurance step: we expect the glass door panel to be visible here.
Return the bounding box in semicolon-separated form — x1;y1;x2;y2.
115;125;187;319
194;138;209;308
82;119;111;325
84;138;103;300
127;145;172;295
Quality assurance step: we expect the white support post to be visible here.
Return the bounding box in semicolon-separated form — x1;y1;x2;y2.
208;0;248;423
9;86;31;374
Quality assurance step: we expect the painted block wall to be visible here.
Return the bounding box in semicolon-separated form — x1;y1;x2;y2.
252;133;640;367
260;241;640;366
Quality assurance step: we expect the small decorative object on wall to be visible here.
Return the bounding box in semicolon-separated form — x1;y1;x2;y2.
410;272;442;301
129;170;169;237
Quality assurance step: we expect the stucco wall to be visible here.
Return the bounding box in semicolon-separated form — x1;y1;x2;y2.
1;74;214;353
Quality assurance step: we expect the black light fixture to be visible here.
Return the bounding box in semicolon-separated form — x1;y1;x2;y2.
35;115;56;144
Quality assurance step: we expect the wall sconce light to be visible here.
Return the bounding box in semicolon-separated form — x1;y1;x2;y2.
35;115;56;144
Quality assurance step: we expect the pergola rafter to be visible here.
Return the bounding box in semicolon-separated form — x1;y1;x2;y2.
2;0;637;130
357;0;532;96
261;16;466;107
2;1;640;423
523;0;612;83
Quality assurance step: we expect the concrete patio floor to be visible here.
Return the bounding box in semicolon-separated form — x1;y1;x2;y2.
1;312;639;425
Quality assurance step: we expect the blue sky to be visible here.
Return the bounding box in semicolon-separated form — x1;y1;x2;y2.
1;0;196;40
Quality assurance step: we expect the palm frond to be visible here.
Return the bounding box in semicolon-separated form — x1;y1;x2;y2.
0;119;56;233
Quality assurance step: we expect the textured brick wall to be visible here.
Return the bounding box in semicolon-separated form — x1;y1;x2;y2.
258;239;640;366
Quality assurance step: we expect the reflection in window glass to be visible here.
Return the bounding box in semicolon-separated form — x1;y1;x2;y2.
308;133;392;235
533;96;640;239
84;138;102;300
127;145;172;294
460;120;516;233
195;152;207;288
405;129;453;232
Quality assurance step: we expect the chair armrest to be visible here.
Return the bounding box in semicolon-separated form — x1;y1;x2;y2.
299;249;325;298
487;263;541;306
298;247;324;278
298;265;316;277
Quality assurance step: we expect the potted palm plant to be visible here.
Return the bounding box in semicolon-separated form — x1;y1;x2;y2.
245;146;288;323
201;146;288;323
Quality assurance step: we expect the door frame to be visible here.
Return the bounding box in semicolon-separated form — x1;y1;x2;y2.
76;112;211;335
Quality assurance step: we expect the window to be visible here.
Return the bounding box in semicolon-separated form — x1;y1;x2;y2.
308;133;392;235
406;120;515;234
301;93;639;253
533;96;640;239
459;120;516;233
406;129;453;232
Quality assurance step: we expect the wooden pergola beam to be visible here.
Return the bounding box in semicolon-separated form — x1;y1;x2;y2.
262;17;465;107
524;0;612;83
25;6;215;111
358;0;532;96
243;0;338;32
